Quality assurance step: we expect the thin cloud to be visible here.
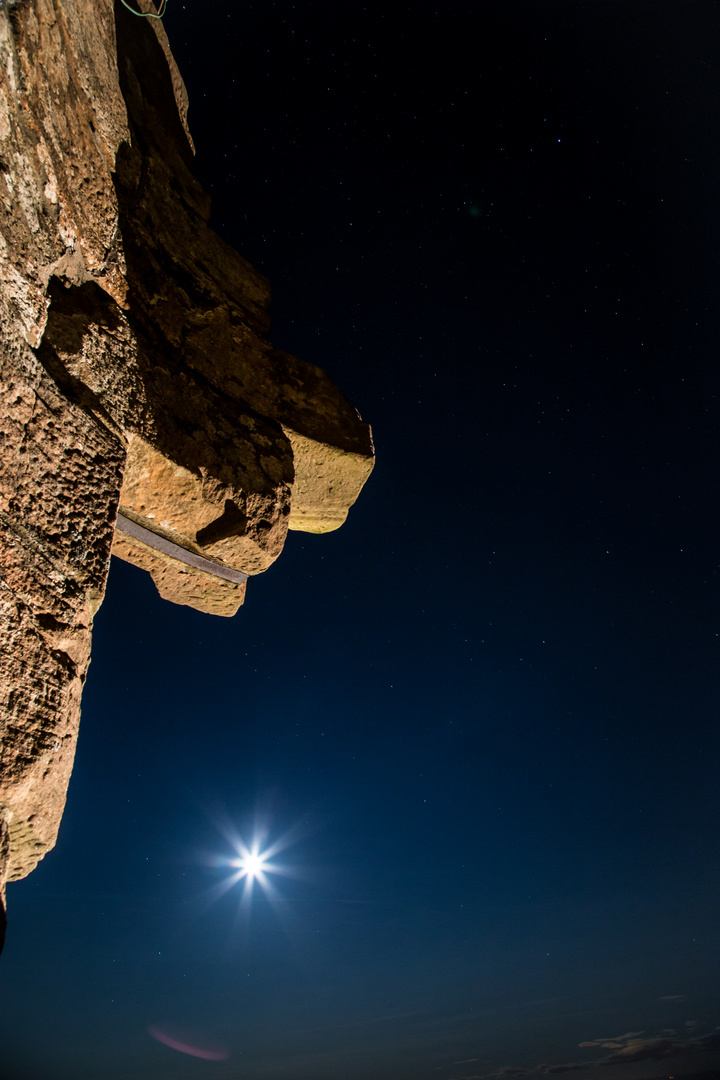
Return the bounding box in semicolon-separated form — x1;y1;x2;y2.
481;1066;583;1079
478;1025;720;1080
599;1029;720;1064
602;1037;679;1062
541;1064;588;1074
579;1032;644;1049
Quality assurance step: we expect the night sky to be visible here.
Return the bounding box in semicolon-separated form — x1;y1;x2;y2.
2;2;720;1079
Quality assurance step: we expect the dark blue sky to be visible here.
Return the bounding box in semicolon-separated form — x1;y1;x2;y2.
2;2;720;1078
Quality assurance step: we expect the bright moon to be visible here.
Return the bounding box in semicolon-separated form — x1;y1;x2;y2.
240;851;266;879
205;822;300;910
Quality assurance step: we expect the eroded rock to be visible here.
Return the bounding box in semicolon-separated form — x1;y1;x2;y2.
0;0;373;939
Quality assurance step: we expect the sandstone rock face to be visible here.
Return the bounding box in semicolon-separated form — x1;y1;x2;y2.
0;0;373;944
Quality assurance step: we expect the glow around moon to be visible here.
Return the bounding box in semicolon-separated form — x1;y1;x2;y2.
200;816;307;916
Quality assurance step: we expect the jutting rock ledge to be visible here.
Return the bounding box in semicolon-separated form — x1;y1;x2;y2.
0;0;374;950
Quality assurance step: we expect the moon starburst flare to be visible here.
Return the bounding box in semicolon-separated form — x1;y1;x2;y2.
235;849;266;879
228;841;277;886
198;816;309;919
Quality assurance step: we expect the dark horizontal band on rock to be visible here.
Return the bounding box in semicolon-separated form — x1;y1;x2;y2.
115;512;249;585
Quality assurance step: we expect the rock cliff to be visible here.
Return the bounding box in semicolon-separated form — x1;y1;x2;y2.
0;0;373;948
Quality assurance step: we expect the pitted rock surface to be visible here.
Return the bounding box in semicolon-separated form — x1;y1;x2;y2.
0;0;373;943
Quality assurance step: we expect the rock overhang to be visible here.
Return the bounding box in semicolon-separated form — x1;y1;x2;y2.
0;0;373;944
